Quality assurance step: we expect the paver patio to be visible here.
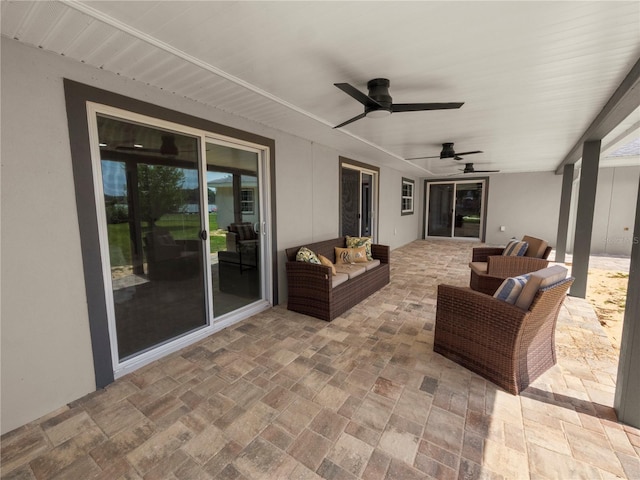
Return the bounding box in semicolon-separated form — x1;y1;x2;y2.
2;240;638;479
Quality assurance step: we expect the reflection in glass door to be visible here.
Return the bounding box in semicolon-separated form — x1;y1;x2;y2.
98;115;207;360
426;181;485;239
341;164;378;238
206;142;261;317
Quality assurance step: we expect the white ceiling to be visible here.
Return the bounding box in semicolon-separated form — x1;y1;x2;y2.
2;1;639;177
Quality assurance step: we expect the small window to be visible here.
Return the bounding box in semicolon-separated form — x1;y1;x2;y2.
401;178;414;215
241;188;254;214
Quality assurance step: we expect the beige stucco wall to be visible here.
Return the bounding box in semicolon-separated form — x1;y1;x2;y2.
591;166;640;256
484;171;563;247
1;40;97;433
1;38;423;434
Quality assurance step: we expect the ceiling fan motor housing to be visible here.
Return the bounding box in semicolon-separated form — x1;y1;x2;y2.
366;78;393;115
440;142;456;158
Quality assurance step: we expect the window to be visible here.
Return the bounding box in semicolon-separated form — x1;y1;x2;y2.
402;178;415;215
241;188;254;214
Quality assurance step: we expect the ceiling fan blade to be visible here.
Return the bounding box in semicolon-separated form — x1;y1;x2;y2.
406;154;441;160
472;170;500;173
455;150;483;156
333;112;367;129
392;102;464;112
334;83;382;108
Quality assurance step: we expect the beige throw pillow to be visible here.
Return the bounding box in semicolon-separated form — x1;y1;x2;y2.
318;254;337;276
335;246;368;264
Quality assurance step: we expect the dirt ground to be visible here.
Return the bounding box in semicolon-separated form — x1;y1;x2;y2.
585;268;629;351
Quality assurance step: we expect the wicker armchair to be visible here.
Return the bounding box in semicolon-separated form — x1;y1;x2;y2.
434;276;573;395
469;235;552;295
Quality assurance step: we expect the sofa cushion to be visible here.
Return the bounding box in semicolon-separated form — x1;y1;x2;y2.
296;246;321;264
522;235;548;258
503;240;528;256
346;236;373;260
334;263;366;279
515;265;568;310
363;259;381;271
318;254;336;275
335;246;368;264
332;272;349;288
469;261;488;275
494;274;531;304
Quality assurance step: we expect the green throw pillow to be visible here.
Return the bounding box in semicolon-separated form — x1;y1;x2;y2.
296;246;321;264
346;236;373;260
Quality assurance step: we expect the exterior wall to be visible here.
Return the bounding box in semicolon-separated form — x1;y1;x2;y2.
484;172;563;247
590;166;640;256
1;38;421;434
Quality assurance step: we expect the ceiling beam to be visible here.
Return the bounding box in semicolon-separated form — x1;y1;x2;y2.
555;57;640;175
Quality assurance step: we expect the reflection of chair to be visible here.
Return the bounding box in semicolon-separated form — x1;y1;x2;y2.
435;271;573;395
469;235;552;295
221;222;258;272
143;228;200;280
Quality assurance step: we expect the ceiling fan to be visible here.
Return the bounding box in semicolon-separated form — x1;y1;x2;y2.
333;79;464;129
407;142;483;161
457;163;500;174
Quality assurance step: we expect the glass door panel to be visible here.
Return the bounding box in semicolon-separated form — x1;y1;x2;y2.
206;142;261;316
98;115;207;361
341;167;360;237
454;183;483;238
361;173;373;236
427;184;454;237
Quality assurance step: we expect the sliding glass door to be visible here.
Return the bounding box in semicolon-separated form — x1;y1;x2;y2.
341;163;378;238
98;115;208;360
206;142;262;316
91;107;271;374
426;180;485;239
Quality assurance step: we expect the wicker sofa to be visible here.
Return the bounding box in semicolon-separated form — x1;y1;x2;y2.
285;237;390;321
469;235;552;295
435;267;573;395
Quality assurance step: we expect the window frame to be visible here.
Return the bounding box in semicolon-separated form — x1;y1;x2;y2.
401;177;415;215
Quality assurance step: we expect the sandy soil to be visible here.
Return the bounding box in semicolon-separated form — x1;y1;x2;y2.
586;268;629;351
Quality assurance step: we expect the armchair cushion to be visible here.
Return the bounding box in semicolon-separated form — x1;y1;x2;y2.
522;235;549;258
515;265;568;310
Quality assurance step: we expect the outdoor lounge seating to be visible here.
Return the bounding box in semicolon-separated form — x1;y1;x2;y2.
435;265;573;395
143;228;201;280
285;237;390;321
469;235;552;295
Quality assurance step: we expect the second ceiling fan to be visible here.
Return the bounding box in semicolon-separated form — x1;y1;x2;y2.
407;142;483;161
333;79;464;129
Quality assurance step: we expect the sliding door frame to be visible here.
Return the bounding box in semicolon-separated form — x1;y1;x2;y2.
64;80;277;386
339;157;380;241
423;177;489;241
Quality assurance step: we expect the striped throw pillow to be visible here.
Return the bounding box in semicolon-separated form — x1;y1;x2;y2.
494;274;530;304
502;240;528;256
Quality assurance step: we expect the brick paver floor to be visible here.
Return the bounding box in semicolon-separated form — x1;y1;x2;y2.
2;240;638;479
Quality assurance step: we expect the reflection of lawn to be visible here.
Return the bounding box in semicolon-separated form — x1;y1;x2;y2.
107;213;227;266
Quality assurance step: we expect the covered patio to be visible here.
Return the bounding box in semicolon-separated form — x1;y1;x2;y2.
2;240;637;479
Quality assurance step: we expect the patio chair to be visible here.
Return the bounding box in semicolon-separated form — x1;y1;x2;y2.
469;235;552;295
143;228;201;280
434;266;573;395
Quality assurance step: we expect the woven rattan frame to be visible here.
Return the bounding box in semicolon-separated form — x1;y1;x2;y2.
434;277;573;395
285;237;390;321
469;245;552;295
